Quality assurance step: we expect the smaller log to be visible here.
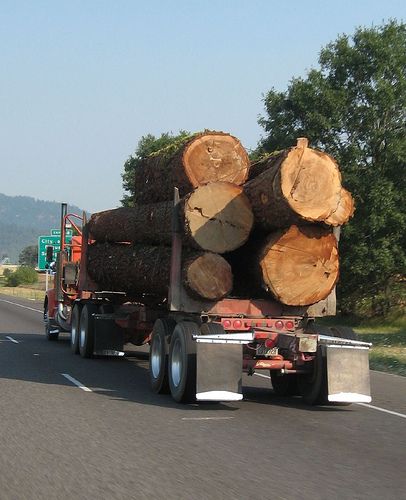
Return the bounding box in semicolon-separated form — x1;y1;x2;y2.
86;242;232;301
183;252;233;301
324;188;355;226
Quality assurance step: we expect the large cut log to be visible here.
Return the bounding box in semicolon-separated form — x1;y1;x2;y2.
324;187;355;226
257;225;339;306
182;182;253;253
87;242;233;301
88;182;253;254
134;131;250;203
244;138;343;229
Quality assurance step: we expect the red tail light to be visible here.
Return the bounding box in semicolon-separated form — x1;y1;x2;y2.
233;319;243;329
275;320;284;329
285;320;295;330
265;338;276;348
223;319;232;328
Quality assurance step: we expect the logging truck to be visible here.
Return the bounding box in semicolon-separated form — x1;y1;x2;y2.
44;202;371;405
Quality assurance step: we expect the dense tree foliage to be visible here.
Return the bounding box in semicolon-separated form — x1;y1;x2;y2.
121;131;190;206
5;266;38;287
257;21;406;314
19;245;38;267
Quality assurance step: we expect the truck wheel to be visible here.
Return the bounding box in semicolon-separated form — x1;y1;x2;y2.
70;304;82;354
298;347;327;405
44;303;59;341
79;304;98;358
149;318;176;394
270;372;299;396
168;322;198;403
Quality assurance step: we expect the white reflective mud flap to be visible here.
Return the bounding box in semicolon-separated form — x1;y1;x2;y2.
196;342;243;402
327;345;372;403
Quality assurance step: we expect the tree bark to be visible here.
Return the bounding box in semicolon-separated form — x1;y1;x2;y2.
244;138;343;229
134;131;250;203
257;225;339;306
88;205;172;245
87;182;253;254
86;242;232;301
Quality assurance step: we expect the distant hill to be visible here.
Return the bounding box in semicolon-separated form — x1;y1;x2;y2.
0;193;86;263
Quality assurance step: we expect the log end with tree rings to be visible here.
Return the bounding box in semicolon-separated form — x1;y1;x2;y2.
184;182;254;254
325;188;355;226
183;252;233;301
281;144;342;222
259;225;339;306
182;132;250;187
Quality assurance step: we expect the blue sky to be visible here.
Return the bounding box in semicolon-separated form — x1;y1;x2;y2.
1;0;405;212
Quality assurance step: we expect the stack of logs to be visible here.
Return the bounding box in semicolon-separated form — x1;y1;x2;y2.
86;132;354;306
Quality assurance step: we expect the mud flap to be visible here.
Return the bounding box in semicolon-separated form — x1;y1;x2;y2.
326;345;371;403
196;342;243;401
93;314;125;356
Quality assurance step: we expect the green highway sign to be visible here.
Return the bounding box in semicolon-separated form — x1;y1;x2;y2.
51;228;73;237
38;235;61;271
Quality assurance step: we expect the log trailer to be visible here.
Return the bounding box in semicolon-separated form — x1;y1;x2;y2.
44;203;372;405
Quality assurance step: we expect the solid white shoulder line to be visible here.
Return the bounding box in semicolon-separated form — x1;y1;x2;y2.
357;402;406;420
0;298;42;314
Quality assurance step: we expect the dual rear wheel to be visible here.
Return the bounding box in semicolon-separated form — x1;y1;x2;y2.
70;303;97;358
149;320;197;403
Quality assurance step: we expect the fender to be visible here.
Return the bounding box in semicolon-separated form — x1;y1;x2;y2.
45;288;57;320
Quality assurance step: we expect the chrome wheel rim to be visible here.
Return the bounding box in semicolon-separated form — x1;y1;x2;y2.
151;335;162;379
171;337;182;388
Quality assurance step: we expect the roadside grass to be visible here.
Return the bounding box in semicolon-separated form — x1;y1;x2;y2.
0;279;46;301
317;312;406;376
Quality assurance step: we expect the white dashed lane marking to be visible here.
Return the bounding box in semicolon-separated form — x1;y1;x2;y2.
61;373;93;392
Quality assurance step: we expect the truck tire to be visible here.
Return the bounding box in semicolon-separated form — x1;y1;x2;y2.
270;372;299;396
297;347;327;405
70;304;82;354
44;301;59;341
149;318;176;394
168;322;198;403
79;303;98;358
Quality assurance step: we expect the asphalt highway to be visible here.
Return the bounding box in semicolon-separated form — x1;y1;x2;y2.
0;294;405;500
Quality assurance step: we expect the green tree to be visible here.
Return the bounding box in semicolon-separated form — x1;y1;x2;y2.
6;266;38;287
257;20;406;314
18;245;38;267
121;131;190;206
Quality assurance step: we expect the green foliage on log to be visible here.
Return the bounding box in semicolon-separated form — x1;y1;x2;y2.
121;130;190;207
257;20;406;314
